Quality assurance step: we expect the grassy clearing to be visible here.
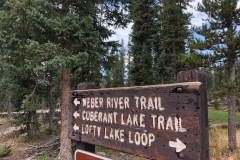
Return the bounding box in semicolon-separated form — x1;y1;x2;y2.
209;109;240;159
208;109;240;124
210;128;240;160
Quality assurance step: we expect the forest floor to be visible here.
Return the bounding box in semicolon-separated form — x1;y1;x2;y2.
0;117;147;160
0;118;37;160
1;110;240;160
0;119;26;159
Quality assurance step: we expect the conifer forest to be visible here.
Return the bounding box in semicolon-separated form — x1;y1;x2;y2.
0;0;240;159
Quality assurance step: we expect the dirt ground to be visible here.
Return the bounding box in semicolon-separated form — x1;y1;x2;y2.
0;117;148;160
0;118;33;160
0;138;33;160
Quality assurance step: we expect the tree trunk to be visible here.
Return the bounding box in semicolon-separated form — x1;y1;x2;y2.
48;72;54;130
60;68;72;160
7;96;11;120
32;110;39;132
26;111;32;136
227;59;237;151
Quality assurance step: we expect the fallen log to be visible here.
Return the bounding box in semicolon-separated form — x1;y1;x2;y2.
27;136;59;149
210;123;240;128
0;111;25;117
0;109;60;117
0;125;26;138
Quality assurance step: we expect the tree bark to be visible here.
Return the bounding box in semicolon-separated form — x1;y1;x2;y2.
60;68;72;160
26;111;32;136
227;59;237;151
48;72;54;130
7;96;11;120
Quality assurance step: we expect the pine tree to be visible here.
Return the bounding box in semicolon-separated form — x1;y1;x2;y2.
0;0;44;136
101;40;126;88
0;0;129;158
129;0;158;86
156;0;192;82
190;0;240;151
112;40;126;87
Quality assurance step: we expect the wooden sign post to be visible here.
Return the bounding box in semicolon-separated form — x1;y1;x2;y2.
69;71;209;160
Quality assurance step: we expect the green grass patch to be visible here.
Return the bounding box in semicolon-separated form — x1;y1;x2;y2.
208;110;240;124
0;117;9;123
37;155;54;160
0;146;12;157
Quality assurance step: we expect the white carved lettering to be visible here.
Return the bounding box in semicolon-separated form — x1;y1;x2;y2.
104;128;109;139
148;97;154;110
158;115;165;130
140;96;147;109
103;113;108;123
114;98;119;108
151;114;186;132
107;97;130;109
124;97;129;109
82;98;86;107
129;131;155;146
86;98;90;108
97;126;101;137
134;96;139;108
133;114;138;126
104;127;125;142
140;114;145;127
174;116;186;132
129;131;133;144
135;132;141;145
126;114;133;126
166;116;173;131
91;98;94;108
141;133;148;146
134;96;165;111
119;97;124;109
148;133;155;146
121;113;126;125
82;97;103;108
99;98;103;107
81;124;99;136
121;113;145;127
158;97;164;111
151;114;157;128
120;129;124;142
95;97;99;108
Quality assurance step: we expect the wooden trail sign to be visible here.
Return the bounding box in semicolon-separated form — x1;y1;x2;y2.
69;82;208;160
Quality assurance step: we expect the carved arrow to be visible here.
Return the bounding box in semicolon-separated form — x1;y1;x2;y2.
74;98;80;106
73;111;80;119
169;138;186;152
73;124;79;131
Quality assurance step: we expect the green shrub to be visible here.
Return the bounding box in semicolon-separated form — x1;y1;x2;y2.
37;155;54;160
0;145;12;157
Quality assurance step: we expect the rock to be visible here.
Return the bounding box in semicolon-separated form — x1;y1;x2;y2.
97;152;107;156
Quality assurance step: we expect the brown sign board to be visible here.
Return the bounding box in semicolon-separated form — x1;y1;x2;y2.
75;149;112;160
69;82;208;160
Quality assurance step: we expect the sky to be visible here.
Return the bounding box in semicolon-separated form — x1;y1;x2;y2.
109;0;240;46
